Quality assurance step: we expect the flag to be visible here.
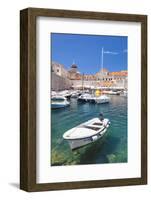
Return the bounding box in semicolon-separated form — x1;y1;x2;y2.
103;51;118;55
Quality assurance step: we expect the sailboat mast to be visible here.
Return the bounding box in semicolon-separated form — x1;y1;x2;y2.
82;73;84;92
101;47;104;71
101;47;104;89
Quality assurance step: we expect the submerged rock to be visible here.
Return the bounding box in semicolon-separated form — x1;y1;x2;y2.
107;154;116;163
51;150;67;165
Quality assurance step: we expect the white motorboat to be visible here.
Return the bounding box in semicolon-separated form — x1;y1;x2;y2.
51;96;70;109
78;93;93;102
58;90;71;99
71;92;79;98
120;90;128;97
63;115;110;150
95;95;110;104
103;90;121;95
51;91;57;97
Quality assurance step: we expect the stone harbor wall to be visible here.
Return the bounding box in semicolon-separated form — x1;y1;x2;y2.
51;72;71;91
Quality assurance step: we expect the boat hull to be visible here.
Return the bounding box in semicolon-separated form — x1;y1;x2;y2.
77;98;87;103
78;97;95;103
66;125;109;150
96;99;109;104
51;104;69;109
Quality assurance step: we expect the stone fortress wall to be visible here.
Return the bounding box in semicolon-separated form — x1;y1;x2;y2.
51;72;71;91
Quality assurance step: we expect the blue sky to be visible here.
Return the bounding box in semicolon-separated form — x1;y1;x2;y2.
51;33;127;74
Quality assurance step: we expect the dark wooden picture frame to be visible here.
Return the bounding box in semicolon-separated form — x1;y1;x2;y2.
20;7;147;192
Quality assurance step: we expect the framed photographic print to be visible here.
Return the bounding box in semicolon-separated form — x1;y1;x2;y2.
20;8;147;191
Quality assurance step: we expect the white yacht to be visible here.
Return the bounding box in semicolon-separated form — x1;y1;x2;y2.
51;91;57;97
95;95;110;104
51;96;70;109
63;115;110;150
70;91;79;98
78;93;93;102
58;90;71;99
103;90;121;95
120;90;128;97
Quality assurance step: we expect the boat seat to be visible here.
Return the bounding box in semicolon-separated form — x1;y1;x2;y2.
89;124;101;128
83;125;100;131
83;124;104;130
92;122;103;126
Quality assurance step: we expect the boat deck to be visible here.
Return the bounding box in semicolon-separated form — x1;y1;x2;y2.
83;125;101;131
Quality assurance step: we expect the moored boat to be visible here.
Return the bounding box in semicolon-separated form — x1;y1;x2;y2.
78;93;93;102
95;95;110;104
70;92;79;98
51;96;70;109
105;90;121;95
51;91;57;97
120;90;128;97
63;114;110;150
58;90;72;99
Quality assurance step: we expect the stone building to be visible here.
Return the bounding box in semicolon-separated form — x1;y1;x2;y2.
95;68;128;89
68;63;81;80
51;62;71;91
51;61;128;90
52;61;68;78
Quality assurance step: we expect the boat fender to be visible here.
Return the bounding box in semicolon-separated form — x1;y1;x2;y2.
92;135;98;141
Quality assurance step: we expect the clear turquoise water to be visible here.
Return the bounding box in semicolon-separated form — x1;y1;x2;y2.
51;95;127;166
